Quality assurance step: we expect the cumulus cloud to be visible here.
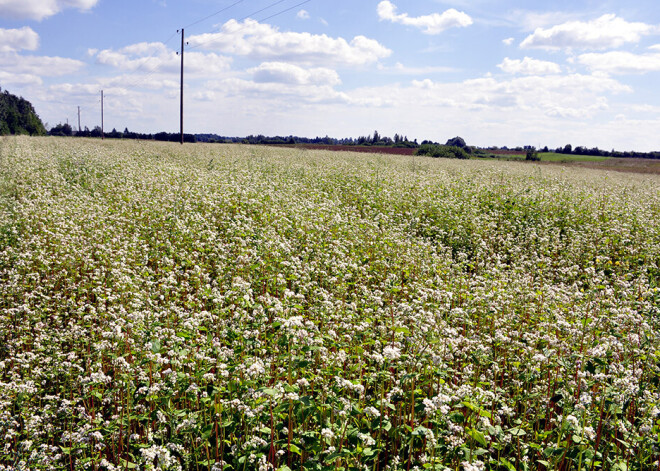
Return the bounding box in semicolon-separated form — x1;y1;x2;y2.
520;14;655;51
296;9;310;20
405;73;630;119
578;49;660;74
498;57;561;75
0;0;99;21
0;70;42;86
377;1;472;35
94;42;232;76
502;37;514;46
1;52;84;76
249;62;340;86
188;19;391;67
202;77;354;106
0;27;39;52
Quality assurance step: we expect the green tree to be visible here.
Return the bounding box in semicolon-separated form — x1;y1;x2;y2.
0;88;47;135
526;147;540;161
445;136;467;148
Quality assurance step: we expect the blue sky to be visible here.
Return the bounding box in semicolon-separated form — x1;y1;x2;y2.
2;0;660;150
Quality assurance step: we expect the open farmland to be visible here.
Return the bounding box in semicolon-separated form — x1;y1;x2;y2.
1;136;660;471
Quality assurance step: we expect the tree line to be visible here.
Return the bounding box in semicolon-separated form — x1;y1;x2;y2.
554;144;660;159
3;88;660;159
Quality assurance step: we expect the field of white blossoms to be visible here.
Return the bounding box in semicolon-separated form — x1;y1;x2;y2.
1;136;659;471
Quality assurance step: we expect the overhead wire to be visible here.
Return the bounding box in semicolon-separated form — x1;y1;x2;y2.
187;0;311;51
183;0;247;29
116;0;314;95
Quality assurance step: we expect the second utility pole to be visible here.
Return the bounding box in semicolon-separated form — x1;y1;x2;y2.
180;28;184;145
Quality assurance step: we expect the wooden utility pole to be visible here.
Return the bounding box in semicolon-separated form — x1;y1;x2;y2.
77;106;81;133
180;28;184;145
101;90;104;140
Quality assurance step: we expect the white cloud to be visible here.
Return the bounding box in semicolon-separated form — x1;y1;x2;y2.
405;73;630;119
296;9;309;20
1;52;83;76
0;0;99;21
249;62;341;86
202;78;354;106
188;19;391;67
521;14;655;51
578;50;660;74
0;27;39;52
377;1;472;35
0;70;42;86
514;11;583;31
95;42;232;76
498;57;561;75
502;37;514;46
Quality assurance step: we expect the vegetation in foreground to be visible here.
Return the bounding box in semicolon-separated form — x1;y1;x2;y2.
1;137;659;471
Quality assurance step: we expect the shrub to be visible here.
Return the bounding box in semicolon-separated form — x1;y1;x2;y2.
415;144;470;159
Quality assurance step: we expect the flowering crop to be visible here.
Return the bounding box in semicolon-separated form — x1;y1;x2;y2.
1;136;659;471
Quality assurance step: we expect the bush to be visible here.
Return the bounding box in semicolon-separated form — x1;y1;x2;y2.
526;148;540;161
415;144;470;159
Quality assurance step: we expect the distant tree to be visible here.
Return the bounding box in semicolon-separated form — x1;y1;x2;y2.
445;136;467;148
416;144;470;159
526;147;540;161
49;123;73;136
562;144;573;154
372;130;380;144
0;88;47;135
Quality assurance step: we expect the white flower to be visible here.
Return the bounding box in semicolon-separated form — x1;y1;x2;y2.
383;345;401;361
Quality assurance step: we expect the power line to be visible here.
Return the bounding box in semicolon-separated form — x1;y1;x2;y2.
187;0;303;51
114;0;314;104
120;31;179;82
183;0;247;30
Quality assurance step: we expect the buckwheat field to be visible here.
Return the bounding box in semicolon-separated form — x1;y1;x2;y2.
1;136;659;471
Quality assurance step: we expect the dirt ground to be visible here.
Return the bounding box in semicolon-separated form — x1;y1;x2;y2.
543;158;660;175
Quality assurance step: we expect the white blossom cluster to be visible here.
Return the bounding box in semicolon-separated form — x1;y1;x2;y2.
0;137;659;470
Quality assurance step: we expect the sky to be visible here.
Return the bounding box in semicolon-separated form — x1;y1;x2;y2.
1;0;660;151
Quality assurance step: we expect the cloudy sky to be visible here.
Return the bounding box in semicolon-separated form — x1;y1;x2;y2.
1;0;660;150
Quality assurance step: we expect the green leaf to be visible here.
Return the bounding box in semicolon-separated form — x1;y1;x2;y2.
201;424;213;440
468;428;487;447
151;339;161;353
119;458;138;469
499;458;516;471
288;444;302;455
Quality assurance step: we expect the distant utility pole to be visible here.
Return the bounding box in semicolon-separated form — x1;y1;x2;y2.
101;90;104;140
180;28;184;145
77;106;81;133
